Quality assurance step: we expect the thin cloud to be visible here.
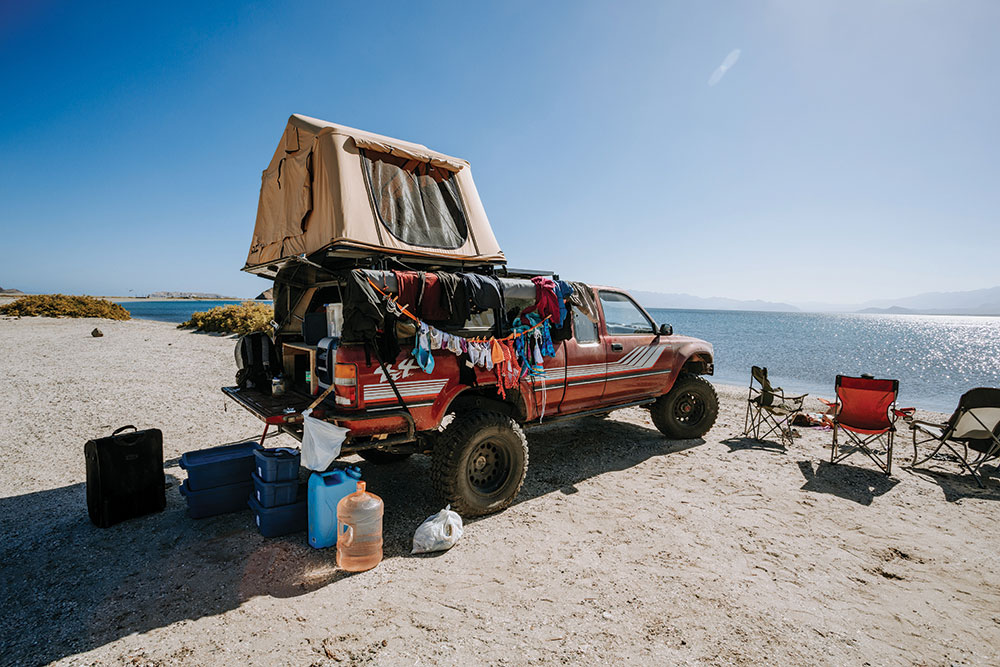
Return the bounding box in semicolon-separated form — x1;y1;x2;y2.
708;49;741;86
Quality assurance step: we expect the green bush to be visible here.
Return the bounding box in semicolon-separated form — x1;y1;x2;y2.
0;294;131;320
179;301;274;334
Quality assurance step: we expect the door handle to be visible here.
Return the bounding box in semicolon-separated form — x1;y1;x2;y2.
611;343;623;352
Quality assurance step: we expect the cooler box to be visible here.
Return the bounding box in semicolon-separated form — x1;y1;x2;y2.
180;479;253;519
251;472;302;508
248;495;308;537
179;441;261;491
253;447;300;482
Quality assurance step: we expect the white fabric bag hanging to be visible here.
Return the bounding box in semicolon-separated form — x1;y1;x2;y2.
300;408;349;471
411;505;464;554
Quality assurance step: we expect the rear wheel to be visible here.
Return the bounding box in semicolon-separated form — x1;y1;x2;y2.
431;411;528;517
650;374;719;439
357;449;412;464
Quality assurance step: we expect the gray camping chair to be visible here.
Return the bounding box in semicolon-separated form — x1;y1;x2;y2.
742;366;807;446
911;387;1000;487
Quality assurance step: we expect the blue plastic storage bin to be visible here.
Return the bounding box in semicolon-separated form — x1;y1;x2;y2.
179;441;261;491
179;479;252;519
248;495;307;537
253;447;300;482
308;466;362;549
251;472;301;508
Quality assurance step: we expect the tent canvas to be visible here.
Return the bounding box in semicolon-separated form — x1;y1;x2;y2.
245;114;505;272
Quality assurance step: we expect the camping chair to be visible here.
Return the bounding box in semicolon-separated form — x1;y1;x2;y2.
743;366;807;446
830;375;904;476
910;388;1000;487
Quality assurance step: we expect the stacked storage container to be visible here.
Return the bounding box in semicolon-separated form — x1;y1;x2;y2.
179;441;261;518
248;447;307;537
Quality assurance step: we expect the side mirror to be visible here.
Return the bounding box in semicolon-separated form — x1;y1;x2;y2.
658;323;672;336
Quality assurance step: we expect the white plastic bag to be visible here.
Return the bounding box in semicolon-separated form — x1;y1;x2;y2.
411;505;464;554
300;409;349;471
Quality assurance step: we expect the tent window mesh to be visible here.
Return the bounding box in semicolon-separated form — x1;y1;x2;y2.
361;149;469;249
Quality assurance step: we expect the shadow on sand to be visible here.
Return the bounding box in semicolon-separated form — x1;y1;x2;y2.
0;415;697;665
720;436;787;454
796;460;900;506
905;465;1000;503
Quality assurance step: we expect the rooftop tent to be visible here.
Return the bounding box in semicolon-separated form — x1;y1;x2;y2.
244;114;505;273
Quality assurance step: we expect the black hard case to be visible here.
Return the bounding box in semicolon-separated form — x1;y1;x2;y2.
85;425;166;528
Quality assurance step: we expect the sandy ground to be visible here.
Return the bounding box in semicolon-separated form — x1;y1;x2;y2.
1;317;999;666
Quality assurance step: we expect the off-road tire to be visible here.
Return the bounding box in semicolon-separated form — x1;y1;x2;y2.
357;449;412;464
430;411;528;517
650;373;719;439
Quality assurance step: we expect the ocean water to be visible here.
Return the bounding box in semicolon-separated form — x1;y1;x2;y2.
115;300;260;324
118;300;999;412
649;308;1000;412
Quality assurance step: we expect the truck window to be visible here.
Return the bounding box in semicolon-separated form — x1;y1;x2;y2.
573;309;599;343
598;291;655;335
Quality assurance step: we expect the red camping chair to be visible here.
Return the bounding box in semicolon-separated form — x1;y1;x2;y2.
830;375;904;476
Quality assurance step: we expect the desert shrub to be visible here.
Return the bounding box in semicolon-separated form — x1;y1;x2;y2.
0;294;131;320
179;301;273;335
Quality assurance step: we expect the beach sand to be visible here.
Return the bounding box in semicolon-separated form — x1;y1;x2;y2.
1;317;998;666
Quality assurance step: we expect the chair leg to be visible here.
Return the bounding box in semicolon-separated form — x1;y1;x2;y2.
831;424;838;463
886;429;894;476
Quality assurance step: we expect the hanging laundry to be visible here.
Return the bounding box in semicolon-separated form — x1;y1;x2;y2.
436;272;470;327
428;327;445;350
393;270;421;312
412;323;435;373
521;276;561;325
494;340;521;399
491;338;506;365
554;280;574;326
417;272;450;322
461;273;505;315
343;270;388;343
568;281;600;324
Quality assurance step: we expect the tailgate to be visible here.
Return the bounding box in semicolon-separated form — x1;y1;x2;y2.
222;386;315;424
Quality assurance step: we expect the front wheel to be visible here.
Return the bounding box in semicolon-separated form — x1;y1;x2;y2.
430;411;528;517
650;374;719;439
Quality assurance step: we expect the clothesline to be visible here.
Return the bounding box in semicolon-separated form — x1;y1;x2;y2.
365;276;550;341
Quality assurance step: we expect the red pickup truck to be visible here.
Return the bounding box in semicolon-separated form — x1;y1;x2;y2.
225;275;717;517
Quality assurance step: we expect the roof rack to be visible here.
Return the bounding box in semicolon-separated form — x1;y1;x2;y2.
499;267;558;280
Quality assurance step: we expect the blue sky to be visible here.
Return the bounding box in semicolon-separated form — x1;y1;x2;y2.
1;1;998;303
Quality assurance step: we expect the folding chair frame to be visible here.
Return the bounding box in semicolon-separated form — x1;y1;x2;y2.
911;415;1000;488
829;375;900;476
832;422;895;476
742;367;806;446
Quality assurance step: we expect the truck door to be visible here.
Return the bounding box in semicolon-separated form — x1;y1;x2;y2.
556;308;607;414
598;290;672;403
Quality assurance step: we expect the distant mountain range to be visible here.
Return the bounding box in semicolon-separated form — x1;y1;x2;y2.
848;286;1000;316
0;286;24;295
631;290;799;312
148;291;237;299
631;286;1000;316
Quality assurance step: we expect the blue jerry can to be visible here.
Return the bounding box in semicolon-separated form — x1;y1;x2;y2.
308;465;362;549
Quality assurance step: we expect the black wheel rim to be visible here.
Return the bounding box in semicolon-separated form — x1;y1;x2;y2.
674;391;706;425
467;439;510;495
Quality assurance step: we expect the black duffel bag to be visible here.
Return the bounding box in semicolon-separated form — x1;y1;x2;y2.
85;425;166;528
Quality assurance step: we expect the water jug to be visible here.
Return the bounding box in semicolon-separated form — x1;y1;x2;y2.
336;481;383;572
307;466;361;549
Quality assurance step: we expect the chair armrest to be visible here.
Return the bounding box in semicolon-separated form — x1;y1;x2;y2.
909;419;946;433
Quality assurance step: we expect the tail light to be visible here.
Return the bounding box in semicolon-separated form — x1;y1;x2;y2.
334;363;358;408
